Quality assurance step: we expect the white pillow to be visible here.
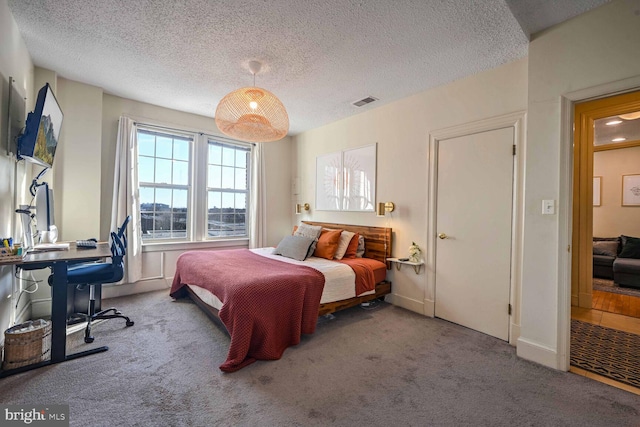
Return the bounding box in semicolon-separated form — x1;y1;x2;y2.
334;231;355;260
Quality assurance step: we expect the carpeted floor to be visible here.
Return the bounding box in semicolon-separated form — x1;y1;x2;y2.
1;290;640;427
571;319;640;388
592;278;640;297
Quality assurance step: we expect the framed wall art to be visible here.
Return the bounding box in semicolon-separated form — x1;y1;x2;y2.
315;143;377;211
593;176;601;207
622;174;640;206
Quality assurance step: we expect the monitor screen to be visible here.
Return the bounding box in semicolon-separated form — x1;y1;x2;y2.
35;183;55;233
17;83;64;168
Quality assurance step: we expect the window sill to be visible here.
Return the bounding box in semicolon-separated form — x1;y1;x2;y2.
142;238;249;253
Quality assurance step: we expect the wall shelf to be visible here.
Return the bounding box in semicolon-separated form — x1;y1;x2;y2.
387;258;424;274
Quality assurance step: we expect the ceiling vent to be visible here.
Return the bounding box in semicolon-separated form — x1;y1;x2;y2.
352;96;378;107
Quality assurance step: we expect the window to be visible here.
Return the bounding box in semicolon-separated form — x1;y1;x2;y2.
207;140;250;237
136;125;251;243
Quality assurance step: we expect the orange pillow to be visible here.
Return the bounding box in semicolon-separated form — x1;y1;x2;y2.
292;225;298;235
343;233;360;259
313;229;342;259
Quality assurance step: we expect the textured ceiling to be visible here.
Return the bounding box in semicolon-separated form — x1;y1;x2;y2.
8;0;609;136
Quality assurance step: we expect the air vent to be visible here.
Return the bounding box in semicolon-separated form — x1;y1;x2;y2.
352;96;378;107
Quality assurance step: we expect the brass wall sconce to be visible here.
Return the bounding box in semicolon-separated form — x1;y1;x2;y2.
295;203;310;214
376;202;395;217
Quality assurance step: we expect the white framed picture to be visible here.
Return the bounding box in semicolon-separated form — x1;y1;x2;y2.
593;176;601;207
315;143;377;211
622;174;640;206
315;151;342;211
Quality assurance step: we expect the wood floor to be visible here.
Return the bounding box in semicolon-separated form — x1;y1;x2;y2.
592;290;640;317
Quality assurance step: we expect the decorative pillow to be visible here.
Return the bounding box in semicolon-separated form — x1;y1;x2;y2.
334;231;356;260
619;236;640;259
273;235;316;261
356;235;365;258
313;229;343;260
293;223;322;240
294;224;323;258
593;240;618;257
343;233;360;259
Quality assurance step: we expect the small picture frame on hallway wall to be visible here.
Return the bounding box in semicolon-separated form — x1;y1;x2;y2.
622;174;640;206
593;176;601;207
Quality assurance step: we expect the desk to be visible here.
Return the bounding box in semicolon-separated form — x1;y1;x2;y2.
0;242;111;378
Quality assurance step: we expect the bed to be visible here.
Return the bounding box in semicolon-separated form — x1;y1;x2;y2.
170;221;392;372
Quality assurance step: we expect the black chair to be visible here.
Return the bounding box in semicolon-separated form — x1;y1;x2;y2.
50;216;134;343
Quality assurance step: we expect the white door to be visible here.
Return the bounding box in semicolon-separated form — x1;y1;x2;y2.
434;127;514;341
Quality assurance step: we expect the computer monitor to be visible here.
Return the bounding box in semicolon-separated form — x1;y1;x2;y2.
35;183;55;233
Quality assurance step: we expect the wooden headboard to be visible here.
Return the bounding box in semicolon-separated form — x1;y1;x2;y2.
302;221;392;265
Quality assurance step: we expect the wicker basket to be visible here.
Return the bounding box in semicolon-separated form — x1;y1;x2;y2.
3;319;51;370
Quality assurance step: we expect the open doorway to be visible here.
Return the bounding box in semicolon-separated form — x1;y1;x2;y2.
570;89;640;393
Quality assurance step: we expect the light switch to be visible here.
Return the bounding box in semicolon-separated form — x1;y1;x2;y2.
542;199;555;215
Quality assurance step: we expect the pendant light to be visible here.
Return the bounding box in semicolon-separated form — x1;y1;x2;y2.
215;61;289;143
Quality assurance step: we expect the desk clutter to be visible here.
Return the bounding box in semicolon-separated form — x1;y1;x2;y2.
0;237;24;264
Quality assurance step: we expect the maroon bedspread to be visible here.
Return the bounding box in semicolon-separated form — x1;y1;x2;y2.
170;249;325;372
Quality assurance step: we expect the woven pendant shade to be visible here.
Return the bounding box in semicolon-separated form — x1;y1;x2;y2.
215;85;289;143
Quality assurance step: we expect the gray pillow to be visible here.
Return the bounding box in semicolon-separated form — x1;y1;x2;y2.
293;224;322;258
593;240;618;257
273;235;315;261
293;224;322;240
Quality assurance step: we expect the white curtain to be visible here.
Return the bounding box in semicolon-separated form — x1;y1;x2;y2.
249;143;266;248
111;116;142;283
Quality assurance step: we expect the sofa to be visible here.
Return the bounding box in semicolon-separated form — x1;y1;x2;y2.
593;235;640;289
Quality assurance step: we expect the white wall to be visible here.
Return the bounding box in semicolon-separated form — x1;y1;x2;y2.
518;0;640;369
0;0;34;337
593;146;640;238
54;78;103;241
293;58;528;318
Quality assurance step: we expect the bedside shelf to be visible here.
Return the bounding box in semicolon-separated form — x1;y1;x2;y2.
387;258;424;274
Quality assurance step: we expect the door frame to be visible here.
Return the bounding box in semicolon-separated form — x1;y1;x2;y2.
557;75;640;371
572;91;640;311
427;111;526;345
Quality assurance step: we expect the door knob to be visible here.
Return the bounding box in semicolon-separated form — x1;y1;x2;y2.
438;233;448;239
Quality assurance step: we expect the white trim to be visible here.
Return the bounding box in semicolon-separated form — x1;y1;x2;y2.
102;278;170;299
428;111;526;345
388;293;424;314
142;237;248;253
563;75;640;104
14;300;31;325
423;298;435;317
516;337;559;369
556;76;640;371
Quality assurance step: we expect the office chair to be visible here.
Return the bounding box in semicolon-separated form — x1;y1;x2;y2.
49;216;134;343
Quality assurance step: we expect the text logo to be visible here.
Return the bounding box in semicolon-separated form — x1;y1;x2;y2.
1;405;68;426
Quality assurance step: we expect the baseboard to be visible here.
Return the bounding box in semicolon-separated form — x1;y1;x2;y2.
509;322;520;347
571;295;579;307
388;293;424;315
516;336;561;370
423;298;435;317
578;292;592;309
15;300;32;324
102;278;170;299
31;298;52;319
